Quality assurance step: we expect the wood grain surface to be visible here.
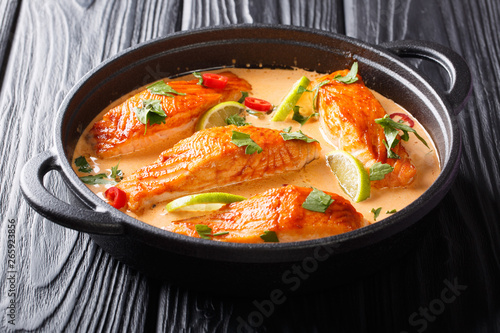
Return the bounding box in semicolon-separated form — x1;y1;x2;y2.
0;0;499;332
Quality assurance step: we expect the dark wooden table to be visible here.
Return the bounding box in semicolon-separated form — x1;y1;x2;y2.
1;0;499;332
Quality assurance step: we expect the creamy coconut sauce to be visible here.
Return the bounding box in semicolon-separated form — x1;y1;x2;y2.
73;68;440;230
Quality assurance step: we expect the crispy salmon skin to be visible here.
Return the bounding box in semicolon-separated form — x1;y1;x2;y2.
165;185;366;243
117;125;321;212
90;72;251;157
313;69;416;188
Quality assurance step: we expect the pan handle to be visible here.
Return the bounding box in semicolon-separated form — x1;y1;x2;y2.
20;148;124;235
380;40;472;114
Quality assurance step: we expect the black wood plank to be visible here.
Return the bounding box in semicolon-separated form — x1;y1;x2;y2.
344;0;500;332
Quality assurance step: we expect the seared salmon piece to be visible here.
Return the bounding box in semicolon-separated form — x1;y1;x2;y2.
165;185;366;243
90;72;251;157
117;126;321;212
313;69;416;188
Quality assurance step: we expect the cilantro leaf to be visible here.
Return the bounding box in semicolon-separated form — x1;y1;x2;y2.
280;130;318;143
79;173;117;185
302;188;334;213
333;62;359;84
135;99;167;134
238;91;249;103
74;156;92;173
260;230;279;242
282;126;292;133
226;114;249;127
147;81;186;97
312;80;330;111
375;115;429;157
193;72;203;85
369;162;394;181
110;162;123;182
231;131;263;154
371;207;382;221
195;224;229;240
292;106;319;126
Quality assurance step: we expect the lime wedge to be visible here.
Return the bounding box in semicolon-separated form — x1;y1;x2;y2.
271;76;311;121
196;101;246;131
326;150;371;202
165;192;247;212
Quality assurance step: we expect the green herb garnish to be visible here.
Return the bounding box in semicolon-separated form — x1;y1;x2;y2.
74;156;92;173
292;106;319;126
369;162;394;181
79;173;117;185
110;162;123;182
193;72;203;85
238;91;249;103
135;99;167;134
371;207;382;221
195;224;228;240
386;209;397;214
280;130;318;143
375;115;429;159
282;126;292;133
147;81;186;98
333;62;359;84
302;188;334;213
312;80;329;111
226;114;249;127
260;230;279;243
231;131;263;154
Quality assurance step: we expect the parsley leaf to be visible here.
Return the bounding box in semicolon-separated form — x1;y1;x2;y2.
312;80;330;111
147;81;186;98
260;230;279;242
79;173;118;185
292;106;319;126
333;62;359;84
375;115;429;158
195;224;228;240
371;207;382;221
193;72;203;85
231;131;263;154
302;188;334;213
110;162;123;182
280;130;318;143
135;99;167;134
226;114;249;127
369;162;394;181
238;91;249;103
74;156;92;173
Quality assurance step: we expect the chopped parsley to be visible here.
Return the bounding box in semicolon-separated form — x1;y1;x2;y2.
371;207;382;221
333;62;359;84
135;99;167;134
280;130;318;143
375;115;429;159
147;81;186;98
238;91;249;103
74;156;92;173
195;224;229;240
292;106;318;126
231;131;263;154
302;188;334;213
260;230;279;243
226;114;249;127
386;209;397;214
369;162;394;181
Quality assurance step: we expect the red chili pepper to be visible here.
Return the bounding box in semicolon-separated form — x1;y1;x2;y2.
202;73;229;89
104;187;127;209
389;112;414;127
244;97;273;112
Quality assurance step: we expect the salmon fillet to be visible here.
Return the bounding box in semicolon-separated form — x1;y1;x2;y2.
90;72;252;157
313;69;416;188
165;185;366;243
117;125;321;212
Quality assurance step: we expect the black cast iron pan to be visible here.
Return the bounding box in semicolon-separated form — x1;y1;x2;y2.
20;25;472;295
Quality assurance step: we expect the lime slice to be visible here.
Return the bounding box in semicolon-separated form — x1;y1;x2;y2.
326;150;371;202
271;76;311;121
196;101;246;131
165;192;247;212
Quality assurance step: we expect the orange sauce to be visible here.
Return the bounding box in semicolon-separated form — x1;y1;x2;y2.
73;68;440;230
